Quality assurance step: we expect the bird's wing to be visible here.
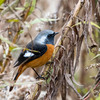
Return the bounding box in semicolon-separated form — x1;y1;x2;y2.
14;43;47;67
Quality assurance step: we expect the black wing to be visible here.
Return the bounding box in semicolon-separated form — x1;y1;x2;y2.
14;41;47;67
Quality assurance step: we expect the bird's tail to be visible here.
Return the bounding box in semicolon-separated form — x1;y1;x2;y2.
9;65;23;91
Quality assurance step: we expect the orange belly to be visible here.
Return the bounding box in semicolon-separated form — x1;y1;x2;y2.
25;44;54;68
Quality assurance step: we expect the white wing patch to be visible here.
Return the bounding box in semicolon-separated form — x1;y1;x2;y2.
24;51;34;57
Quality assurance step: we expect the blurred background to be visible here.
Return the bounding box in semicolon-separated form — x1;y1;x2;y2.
0;0;100;100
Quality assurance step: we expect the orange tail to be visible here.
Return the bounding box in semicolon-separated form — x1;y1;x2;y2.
9;65;23;91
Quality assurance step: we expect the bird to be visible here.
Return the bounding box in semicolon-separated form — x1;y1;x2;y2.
10;30;59;91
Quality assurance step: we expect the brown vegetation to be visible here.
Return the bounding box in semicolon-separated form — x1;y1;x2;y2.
0;0;100;100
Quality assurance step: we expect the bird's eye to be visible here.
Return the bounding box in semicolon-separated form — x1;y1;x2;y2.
48;33;54;37
48;34;51;37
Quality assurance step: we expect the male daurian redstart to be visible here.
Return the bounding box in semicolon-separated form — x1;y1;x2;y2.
10;30;59;91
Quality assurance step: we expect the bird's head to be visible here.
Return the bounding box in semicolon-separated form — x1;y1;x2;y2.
34;30;59;45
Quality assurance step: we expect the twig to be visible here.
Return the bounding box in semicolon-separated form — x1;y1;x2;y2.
73;34;84;74
55;0;85;51
65;74;82;98
44;0;85;99
82;81;100;100
64;0;85;36
1;0;20;15
0;0;35;73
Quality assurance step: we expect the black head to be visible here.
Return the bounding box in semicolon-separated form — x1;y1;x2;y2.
34;30;59;45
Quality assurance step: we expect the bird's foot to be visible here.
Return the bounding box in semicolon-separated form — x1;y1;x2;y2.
36;75;45;80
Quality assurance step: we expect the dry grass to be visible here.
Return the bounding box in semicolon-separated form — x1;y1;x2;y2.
0;0;100;100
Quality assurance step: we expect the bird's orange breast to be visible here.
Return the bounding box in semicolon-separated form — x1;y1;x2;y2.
25;44;54;68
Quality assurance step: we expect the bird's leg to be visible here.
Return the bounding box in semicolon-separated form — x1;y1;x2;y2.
32;68;40;77
32;68;45;80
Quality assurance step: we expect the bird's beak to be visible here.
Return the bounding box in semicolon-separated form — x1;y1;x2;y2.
55;32;59;35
